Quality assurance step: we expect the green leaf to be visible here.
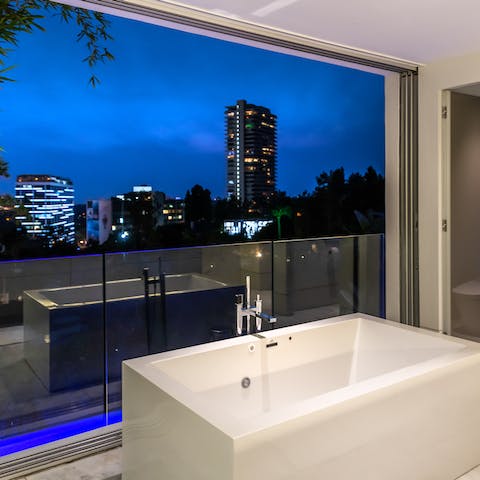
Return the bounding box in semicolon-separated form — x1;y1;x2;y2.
88;74;100;87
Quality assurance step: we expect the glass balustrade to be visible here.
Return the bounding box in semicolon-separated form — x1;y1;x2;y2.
0;234;384;459
0;255;107;457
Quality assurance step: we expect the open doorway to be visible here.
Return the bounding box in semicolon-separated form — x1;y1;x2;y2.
442;85;480;340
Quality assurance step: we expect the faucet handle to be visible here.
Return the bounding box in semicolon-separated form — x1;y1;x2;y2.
235;294;244;305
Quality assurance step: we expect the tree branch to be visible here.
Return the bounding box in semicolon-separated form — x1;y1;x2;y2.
0;0;115;176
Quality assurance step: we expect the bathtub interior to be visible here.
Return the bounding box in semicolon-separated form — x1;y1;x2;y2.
165;273;227;292
25;284;101;306
25;273;228;307
149;317;468;421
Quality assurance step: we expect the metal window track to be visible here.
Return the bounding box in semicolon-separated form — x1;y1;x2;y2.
76;0;418;74
0;428;121;479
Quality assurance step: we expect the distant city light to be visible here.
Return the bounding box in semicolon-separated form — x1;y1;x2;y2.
224;219;273;239
133;185;152;192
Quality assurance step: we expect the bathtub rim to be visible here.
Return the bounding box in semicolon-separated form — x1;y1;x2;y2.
123;313;480;439
23;273;230;308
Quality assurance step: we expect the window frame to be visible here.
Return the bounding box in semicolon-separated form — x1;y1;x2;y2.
0;0;418;474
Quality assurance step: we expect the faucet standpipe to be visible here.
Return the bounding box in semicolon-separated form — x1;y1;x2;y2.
235;294;244;335
255;294;262;331
235;276;276;335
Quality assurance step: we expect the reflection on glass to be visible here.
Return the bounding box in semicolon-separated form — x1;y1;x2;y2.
273;235;384;327
0;256;106;456
104;242;273;416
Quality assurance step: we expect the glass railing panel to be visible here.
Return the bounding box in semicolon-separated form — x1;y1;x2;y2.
103;251;148;424
198;241;273;316
103;242;273;417
0;255;106;457
273;237;354;327
273;234;385;327
198;242;274;337
356;234;385;317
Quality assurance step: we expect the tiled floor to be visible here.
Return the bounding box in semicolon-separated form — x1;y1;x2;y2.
0;326;23;347
0;331;122;440
10;446;480;479
13;448;121;480
460;465;480;479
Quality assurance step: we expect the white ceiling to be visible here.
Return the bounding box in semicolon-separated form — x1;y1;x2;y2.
157;0;480;65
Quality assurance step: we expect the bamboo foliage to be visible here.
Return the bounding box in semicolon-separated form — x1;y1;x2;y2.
0;0;115;175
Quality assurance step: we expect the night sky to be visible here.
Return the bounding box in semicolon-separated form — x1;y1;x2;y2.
0;9;385;204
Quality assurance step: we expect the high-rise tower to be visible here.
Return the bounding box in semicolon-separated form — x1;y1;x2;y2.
15;174;75;246
225;100;277;203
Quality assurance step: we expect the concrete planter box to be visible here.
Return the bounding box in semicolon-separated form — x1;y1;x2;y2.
24;274;242;392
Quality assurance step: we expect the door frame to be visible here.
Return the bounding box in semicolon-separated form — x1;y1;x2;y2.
440;89;452;334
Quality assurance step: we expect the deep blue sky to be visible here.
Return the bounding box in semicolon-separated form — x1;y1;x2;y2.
0;9;385;203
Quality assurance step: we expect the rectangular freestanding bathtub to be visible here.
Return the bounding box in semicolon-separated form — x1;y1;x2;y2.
122;313;480;480
23;273;242;391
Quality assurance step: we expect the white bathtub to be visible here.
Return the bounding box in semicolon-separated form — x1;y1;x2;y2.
122;313;480;480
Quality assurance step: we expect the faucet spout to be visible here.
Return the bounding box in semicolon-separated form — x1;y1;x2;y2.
255;311;277;326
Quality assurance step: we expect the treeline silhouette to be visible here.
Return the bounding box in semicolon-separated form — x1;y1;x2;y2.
182;166;384;245
0;166;384;259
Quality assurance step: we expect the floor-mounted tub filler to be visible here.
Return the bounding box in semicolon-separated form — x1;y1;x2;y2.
122;313;480;480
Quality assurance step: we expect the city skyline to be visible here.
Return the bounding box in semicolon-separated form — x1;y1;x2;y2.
0;8;385;204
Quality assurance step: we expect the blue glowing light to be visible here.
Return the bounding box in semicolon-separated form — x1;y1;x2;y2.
0;410;122;457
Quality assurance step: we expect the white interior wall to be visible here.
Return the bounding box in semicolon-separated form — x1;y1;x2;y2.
419;51;480;331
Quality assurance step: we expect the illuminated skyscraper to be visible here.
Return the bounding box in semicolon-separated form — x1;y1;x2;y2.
225;100;277;203
15;174;75;246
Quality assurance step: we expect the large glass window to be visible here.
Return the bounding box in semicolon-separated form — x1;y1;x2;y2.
0;2;386;460
0;5;384;257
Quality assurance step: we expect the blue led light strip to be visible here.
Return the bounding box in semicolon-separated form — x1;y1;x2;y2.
0;410;121;457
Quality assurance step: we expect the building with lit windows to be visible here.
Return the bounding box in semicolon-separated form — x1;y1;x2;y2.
163;197;185;224
123;186;166;231
86;186;177;244
86;199;112;245
225;99;277;203
15;174;75;246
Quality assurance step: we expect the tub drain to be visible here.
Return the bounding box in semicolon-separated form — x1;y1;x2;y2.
241;377;251;388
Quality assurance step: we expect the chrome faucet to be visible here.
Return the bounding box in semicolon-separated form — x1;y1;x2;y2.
236;275;276;335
